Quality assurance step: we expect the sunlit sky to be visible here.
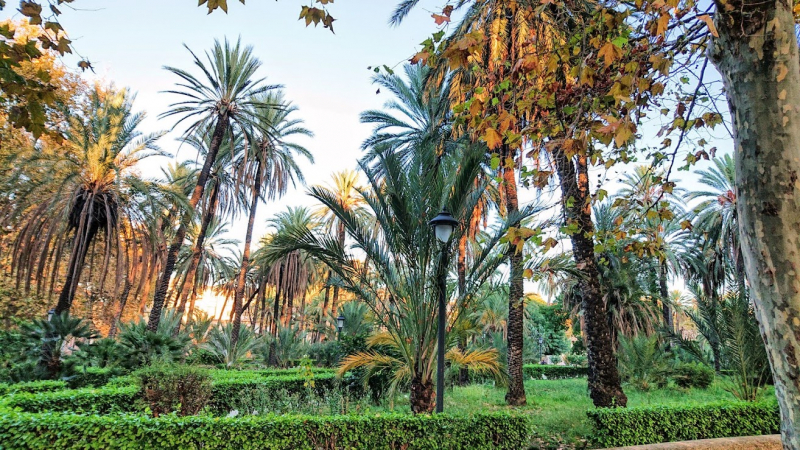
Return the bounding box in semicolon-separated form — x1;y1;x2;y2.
2;1;735;306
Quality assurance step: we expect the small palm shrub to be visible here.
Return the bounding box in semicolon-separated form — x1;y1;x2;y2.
134;364;212;417
617;335;673;391
116;311;192;370
20;313;97;380
202;323;262;368
672;362;714;389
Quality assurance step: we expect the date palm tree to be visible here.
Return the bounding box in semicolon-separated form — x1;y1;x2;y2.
229;91;313;349
149;37;280;331
10;86;166;316
267;139;528;413
312;170;368;319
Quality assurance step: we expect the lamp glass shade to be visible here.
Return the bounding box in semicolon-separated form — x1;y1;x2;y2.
336;315;345;331
434;224;454;243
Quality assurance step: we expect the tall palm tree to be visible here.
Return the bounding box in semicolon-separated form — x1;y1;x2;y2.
686;154;742;291
149;38;279;331
10;86;166;316
313;170;367;319
230;91;313;349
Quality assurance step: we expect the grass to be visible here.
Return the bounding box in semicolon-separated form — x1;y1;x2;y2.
373;378;777;449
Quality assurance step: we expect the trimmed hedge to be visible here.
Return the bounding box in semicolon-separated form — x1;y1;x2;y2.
0;380;68;396
523;364;587;379
68;367;118;389
588;401;781;447
0;411;531;450
2;373;340;415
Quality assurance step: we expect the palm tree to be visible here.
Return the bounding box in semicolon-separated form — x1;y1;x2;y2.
267;141;523;413
9;86;166;316
312;170;367;319
229;91;313;349
686;154;742;291
149;38;279;331
258;206;319;364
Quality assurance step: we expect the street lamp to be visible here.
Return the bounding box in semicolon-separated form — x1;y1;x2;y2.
336;314;345;339
429;208;459;413
47;309;55;322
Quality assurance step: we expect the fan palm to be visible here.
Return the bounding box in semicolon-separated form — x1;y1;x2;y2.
149;37;280;331
230;91;313;349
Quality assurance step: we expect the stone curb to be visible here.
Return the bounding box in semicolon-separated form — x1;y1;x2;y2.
604;434;782;450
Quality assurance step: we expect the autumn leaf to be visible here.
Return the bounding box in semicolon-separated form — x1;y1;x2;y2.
697;14;718;37
482;128;503;150
598;42;622;67
432;13;450;25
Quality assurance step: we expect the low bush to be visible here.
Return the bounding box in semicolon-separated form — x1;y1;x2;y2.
672;362;714;389
523;364;587;379
0;411;531;450
3;371;339;416
67;366;119;389
588;401;780;447
0;386;140;414
135;365;212;417
0;380;67;396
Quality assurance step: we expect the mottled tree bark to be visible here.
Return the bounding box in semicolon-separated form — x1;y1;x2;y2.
710;0;800;444
554;150;627;408
148;114;229;331
502;145;527;406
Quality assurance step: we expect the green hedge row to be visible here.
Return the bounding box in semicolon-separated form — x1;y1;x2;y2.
0;380;68;396
0;411;530;450
2;373;339;415
523;364;587;379
588;401;781;447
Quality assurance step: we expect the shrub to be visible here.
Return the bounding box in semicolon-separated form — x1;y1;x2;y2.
588;401;780;447
116;317;192;370
0;386;140;414
134;365;212;417
672;362;714;389
4;371;339;416
522;364;587;379
0;380;67;396
0;411;531;450
67;367;120;389
617;335;673;390
564;354;588;367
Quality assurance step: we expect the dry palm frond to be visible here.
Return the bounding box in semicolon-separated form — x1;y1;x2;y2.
446;347;506;384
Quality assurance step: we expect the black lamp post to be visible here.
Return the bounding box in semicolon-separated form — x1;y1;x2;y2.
428;208;459;413
336;314;345;340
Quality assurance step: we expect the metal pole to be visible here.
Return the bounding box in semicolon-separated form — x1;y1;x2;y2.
436;244;449;413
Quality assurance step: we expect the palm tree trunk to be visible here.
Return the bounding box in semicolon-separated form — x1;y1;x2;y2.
457;232;469;385
231;162;262;349
553;149;627;408
108;277;133;338
268;261;285;366
319;271;332;339
54;222;99;315
148;113;229;331
410;375;435;414
330;221;345;316
176;180;220;323
501;145;527;407
659;261;673;333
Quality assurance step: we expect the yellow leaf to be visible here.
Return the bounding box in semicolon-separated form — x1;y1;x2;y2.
482;128;503;150
598;42;622;67
697;15;718;37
